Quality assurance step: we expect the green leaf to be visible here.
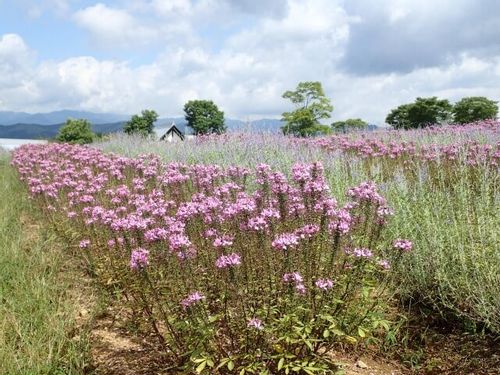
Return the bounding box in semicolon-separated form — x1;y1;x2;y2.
358;327;366;338
227;360;235;371
345;335;357;344
196;361;207;373
278;357;285;371
323;329;330;338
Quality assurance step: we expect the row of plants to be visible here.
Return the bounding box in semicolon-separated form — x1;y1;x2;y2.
12;144;413;373
96;121;500;335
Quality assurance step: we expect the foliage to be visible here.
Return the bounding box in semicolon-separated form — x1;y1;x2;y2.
0;157;88;374
282;81;333;137
123;109;159;136
56;118;94;144
452;96;498;124
386;97;452;129
184;100;226;135
12;144;414;373
332;118;368;133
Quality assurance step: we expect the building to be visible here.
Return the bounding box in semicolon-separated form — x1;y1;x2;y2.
159;122;185;142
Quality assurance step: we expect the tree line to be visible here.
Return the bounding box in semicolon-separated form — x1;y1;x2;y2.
56;81;498;143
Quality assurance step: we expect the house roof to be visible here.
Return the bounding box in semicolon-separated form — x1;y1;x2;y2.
159;122;185;141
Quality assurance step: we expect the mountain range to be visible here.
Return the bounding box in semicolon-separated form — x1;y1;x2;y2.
0;110;378;140
0;110;284;139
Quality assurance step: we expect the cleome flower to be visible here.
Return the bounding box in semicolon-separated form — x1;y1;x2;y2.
247;318;264;330
393;239;413;252
215;253;242;268
315;278;334;291
130;248;150;270
181;291;205;309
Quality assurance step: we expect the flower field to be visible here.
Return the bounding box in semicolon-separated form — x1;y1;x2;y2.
9;120;500;373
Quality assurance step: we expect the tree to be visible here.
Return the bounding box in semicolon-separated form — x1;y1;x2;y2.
56;118;94;144
386;97;452;129
452;96;498;124
184;100;226;135
123;109;158;136
281;81;333;137
332;118;368;133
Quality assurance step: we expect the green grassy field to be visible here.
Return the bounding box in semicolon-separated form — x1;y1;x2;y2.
0;155;89;375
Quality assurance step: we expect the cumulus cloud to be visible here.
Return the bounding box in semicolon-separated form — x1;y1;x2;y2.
1;0;500;123
341;0;500;74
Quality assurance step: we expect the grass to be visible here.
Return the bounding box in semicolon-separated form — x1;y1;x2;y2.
0;154;90;375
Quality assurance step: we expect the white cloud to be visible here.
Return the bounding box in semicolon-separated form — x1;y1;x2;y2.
1;0;500;123
73;3;159;48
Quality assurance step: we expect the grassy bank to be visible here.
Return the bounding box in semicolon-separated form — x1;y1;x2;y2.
0;155;89;375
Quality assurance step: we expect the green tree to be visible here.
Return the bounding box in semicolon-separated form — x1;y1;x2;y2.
332;118;368;133
386;97;452;129
452;96;498;124
123;109;158;136
281;81;333;137
56;118;94;144
184;100;225;135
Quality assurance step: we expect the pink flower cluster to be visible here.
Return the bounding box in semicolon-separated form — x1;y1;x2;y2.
181;291;205;309
302;120;500;168
393;239;413;252
11;143;407;309
215;253;242;268
283;272;306;295
130;248;150;270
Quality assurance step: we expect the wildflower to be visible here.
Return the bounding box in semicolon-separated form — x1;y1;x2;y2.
215;253;241;268
295;224;320;239
181;291;205;309
79;239;90;248
247;318;264;330
377;259;391;270
213;235;234;248
272;232;299;251
315;278;334;291
130;248;150;270
346;248;373;258
393;239;413;252
283;272;306;295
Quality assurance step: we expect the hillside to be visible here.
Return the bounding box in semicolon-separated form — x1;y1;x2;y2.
0;122;126;139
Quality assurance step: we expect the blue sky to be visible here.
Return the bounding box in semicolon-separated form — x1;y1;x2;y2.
1;0;499;123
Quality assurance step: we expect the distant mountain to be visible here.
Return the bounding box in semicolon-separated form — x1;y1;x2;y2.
0;110;285;139
0;122;126;139
0;110;129;126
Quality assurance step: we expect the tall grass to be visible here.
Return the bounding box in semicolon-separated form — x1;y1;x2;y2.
96;127;500;332
0;154;89;375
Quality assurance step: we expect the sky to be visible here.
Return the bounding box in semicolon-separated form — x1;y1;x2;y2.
1;0;499;124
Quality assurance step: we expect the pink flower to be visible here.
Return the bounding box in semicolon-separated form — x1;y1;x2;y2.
79;239;90;248
315;278;334;291
283;272;306;295
215;253;241;268
130;248;150;270
272;233;299;251
213;235;234;248
346;248;374;258
378;259;391;269
393;239;413;252
181;291;205;309
247;318;264;330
